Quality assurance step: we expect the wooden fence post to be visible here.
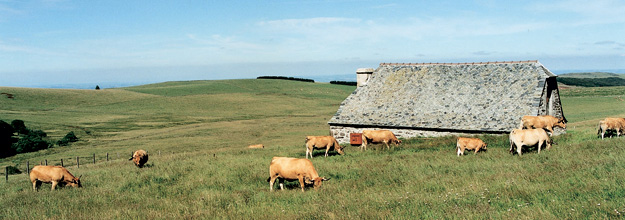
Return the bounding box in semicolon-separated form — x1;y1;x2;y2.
106;153;109;161
27;161;29;175
61;159;64;167
45;159;47;166
77;157;80;168
5;166;8;183
93;154;96;164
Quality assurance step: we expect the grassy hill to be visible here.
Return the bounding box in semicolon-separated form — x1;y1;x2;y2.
557;72;625;87
1;80;625;219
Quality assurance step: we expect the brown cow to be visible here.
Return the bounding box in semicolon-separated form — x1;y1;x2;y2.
129;150;149;168
267;157;329;192
456;137;487;156
361;130;401;151
248;144;265;149
520;115;566;136
30;165;82;191
598;118;625;139
305;136;344;159
509;128;551;155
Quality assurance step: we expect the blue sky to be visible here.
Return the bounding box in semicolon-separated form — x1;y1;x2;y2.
1;0;624;87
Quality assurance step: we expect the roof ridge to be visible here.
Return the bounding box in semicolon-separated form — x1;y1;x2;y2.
379;60;539;66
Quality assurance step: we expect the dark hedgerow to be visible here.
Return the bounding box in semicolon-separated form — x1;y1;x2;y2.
330;81;357;86
257;76;315;83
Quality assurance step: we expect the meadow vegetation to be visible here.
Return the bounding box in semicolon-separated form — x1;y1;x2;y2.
1;80;624;219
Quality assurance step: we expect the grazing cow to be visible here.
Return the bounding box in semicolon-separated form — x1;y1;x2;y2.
305;136;344;159
248;144;265;149
361;130;402;151
456;137;487;156
597;118;625;139
267;157;329;192
520;115;566;136
509;128;551;155
129;150;149;168
30;165;82;191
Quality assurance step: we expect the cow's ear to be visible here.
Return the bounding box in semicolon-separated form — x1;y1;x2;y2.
128;157;133;161
78;175;82;180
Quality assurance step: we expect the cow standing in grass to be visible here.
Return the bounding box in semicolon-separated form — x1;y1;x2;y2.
267;157;329;192
30;165;82;191
456;137;487;156
520;115;566;136
509;128;551;155
248;144;265;149
305;136;344;159
129;149;149;168
597;118;625;139
361;130;401;151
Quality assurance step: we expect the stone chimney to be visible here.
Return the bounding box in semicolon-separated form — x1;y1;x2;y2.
356;68;374;87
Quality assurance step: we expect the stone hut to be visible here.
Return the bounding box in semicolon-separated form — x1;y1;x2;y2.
328;60;566;143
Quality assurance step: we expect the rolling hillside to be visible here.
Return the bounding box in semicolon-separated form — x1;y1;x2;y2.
557;72;625;87
1;80;625;219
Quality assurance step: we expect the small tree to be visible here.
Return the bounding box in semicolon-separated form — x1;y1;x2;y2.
95;85;100;90
57;131;79;146
11;120;28;135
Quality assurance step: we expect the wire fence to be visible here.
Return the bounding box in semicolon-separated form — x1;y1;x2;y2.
3;151;160;182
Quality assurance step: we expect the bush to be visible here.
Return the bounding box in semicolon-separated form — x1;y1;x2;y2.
13;130;49;153
57;131;79;146
5;165;21;175
0;120;16;158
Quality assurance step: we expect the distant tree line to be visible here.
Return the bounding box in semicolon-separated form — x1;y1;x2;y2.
257;76;315;83
330;81;357;86
0;119;79;158
557;77;625;87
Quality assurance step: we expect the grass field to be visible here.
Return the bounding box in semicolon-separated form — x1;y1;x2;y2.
1;80;625;219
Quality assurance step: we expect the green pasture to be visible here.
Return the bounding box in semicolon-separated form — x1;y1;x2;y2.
1;80;624;219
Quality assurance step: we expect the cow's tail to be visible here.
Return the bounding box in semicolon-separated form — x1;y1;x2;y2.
266;177;270;182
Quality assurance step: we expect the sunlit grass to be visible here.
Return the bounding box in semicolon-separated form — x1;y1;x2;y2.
1;80;625;219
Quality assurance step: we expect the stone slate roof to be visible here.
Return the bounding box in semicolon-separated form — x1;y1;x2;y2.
328;61;557;133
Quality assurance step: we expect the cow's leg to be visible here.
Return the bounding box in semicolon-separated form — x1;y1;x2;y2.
32;181;39;192
325;147;329;157
537;140;542;154
474;146;480;155
306;147;311;159
298;177;305;192
361;138;367;151
51;181;58;190
517;143;523;156
457;147;462;157
278;178;285;191
384;141;390;150
547;127;554;136
269;176;277;192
